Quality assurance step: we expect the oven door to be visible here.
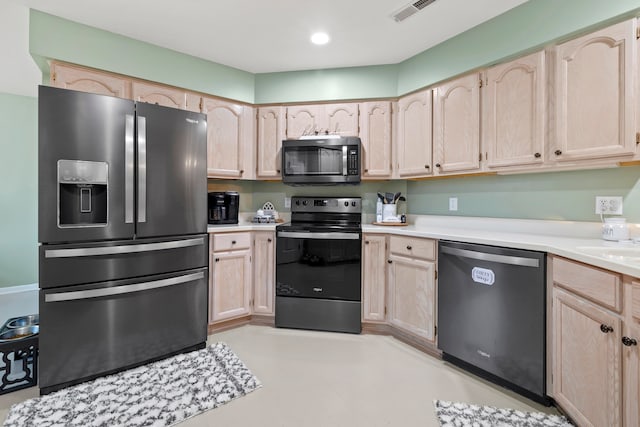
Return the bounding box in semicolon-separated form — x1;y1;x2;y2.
275;230;361;301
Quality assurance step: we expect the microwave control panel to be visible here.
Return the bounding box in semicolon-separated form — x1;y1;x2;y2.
348;147;359;176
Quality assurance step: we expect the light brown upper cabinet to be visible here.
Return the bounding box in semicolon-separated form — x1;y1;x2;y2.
256;107;286;179
396;89;433;178
552;19;636;162
483;51;546;170
50;61;131;98
433;73;481;175
131;80;187;110
285;103;359;138
202;97;254;179
359;101;393;179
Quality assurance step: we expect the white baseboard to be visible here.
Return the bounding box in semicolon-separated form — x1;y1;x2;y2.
0;283;38;295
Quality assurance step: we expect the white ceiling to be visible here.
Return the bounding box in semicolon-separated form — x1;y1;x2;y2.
14;0;529;74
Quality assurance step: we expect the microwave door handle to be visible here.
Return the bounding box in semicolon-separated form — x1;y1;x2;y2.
342;145;348;176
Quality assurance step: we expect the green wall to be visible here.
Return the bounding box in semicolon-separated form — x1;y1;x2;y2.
397;0;640;94
0;94;38;287
29;10;255;103
407;167;640;222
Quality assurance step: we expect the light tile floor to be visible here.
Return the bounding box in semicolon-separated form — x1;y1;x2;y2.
0;325;560;426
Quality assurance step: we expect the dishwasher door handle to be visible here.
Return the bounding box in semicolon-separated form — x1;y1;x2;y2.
440;246;540;268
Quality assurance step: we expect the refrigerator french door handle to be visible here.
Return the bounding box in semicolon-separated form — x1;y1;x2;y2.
137;115;147;223
125;114;135;223
44;271;205;302
44;237;205;258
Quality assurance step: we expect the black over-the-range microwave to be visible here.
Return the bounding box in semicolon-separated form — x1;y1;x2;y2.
281;136;361;185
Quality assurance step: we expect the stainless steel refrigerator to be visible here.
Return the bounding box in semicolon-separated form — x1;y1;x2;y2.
37;86;208;395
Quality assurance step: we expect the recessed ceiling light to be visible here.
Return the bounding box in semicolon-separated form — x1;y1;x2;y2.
311;32;330;45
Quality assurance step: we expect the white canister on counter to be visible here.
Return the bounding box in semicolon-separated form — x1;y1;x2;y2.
376;198;383;223
602;217;629;241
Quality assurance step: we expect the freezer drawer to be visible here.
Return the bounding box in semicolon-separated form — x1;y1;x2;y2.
39;267;208;394
39;234;208;288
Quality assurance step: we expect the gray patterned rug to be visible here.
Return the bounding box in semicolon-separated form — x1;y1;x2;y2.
434;400;574;427
4;342;261;427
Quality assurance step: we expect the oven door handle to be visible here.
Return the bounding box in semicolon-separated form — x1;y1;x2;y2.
44;271;205;303
277;231;360;240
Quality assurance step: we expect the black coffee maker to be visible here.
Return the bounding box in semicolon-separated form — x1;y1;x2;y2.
208;191;239;224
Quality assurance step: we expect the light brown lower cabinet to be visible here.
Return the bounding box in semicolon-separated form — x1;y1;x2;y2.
252;231;275;316
209;232;252;323
386;236;437;343
362;234;387;322
551;256;640;427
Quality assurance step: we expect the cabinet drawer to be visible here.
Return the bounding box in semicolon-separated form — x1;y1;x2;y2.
552;256;621;312
389;236;436;260
212;232;251;252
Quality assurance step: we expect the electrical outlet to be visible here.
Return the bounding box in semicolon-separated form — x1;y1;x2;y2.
449;197;458;211
595;196;623;215
284;197;291;209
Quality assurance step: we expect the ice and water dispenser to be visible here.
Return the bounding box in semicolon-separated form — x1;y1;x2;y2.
57;160;108;227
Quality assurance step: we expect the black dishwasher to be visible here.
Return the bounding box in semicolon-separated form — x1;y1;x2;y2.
437;240;548;404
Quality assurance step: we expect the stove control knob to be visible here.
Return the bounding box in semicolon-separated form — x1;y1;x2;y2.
295;200;300;206
344;201;349;207
303;200;308;206
351;201;357;207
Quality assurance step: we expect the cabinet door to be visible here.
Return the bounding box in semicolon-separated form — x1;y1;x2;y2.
362;234;387;322
286;105;324;138
202;97;245;178
50;62;130;98
387;254;436;342
257;107;285;178
210;249;252;322
253;232;275;315
433;73;481;175
360;102;392;179
624;280;640;427
396;90;433;178
325;103;359;136
484;51;546;169
131;81;187;109
553;19;636;162
553;288;622;427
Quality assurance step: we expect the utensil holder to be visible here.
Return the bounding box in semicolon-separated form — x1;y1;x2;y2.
382;204;397;222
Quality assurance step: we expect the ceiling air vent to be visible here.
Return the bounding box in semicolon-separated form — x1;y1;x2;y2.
391;0;437;23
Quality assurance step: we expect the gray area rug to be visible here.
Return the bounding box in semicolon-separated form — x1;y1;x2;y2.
4;342;261;427
434;400;573;427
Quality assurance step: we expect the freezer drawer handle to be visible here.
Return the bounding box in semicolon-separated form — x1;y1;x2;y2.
44;237;205;258
440;246;540;267
277;231;360;240
44;271;205;302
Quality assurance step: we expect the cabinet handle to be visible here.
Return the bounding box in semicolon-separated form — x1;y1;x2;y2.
364;169;369;173
406;245;412;250
534;152;541;158
425;165;430;169
435;163;441;168
232;240;237;244
387;260;392;264
276;169;280;173
622;336;638;346
554;150;562;156
600;324;614;333
215;258;219;262
365;240;370;244
267;238;272;243
240;169;244;174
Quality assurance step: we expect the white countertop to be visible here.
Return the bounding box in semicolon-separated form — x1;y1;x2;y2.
364;215;640;278
208;214;640;277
